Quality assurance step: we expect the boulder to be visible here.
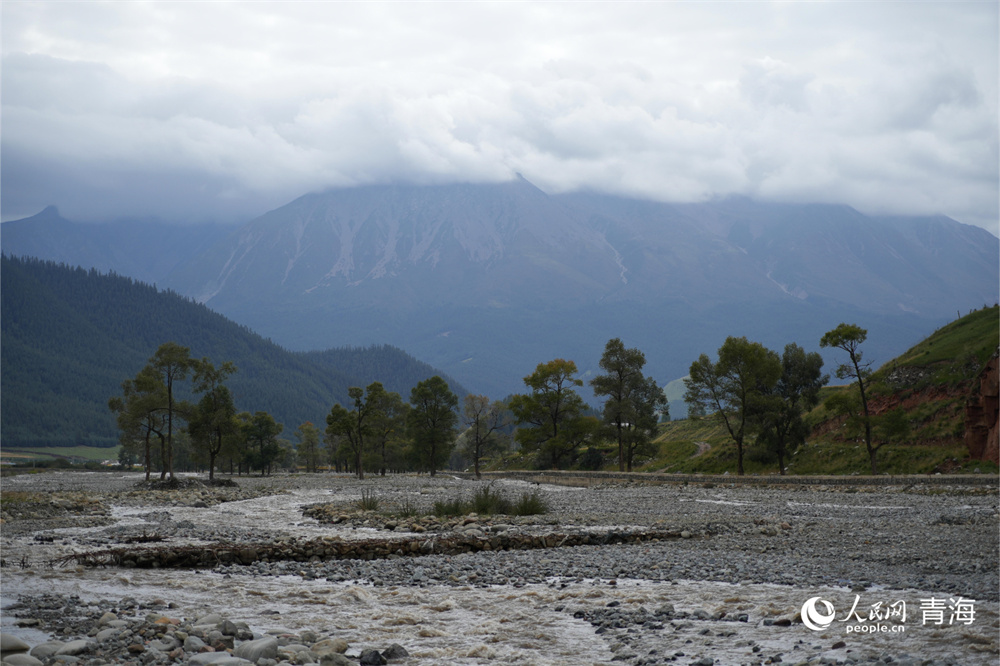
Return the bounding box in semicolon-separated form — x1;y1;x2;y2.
319;655;352;666
188;654;254;666
359;648;387;665
381;644;409;661
195;613;225;627
311;638;348;656
184;635;208;652
0;634;31;654
1;654;44;666
54;640;93;656
234;636;278;663
28;642;65;658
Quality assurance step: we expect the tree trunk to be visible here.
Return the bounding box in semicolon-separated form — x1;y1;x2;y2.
867;445;878;475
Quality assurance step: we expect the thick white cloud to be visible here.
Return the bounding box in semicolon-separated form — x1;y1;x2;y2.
2;2;996;233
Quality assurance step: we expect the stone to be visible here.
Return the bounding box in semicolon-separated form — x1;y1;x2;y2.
359;649;387;665
95;628;119;642
195;613;225;627
185;635;208;652
97;612;117;626
319;654;352;666
148;636;179;652
29;642;65;659
2;654;44;666
311;638;348;656
381;644;409;661
219;620;240;636
234;636;279;663
655;603;675;616
188;655;254;666
1;634;31;653
54;640;93;656
680;531;692;539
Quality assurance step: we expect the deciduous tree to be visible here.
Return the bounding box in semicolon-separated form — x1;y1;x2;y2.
754;343;828;475
462;395;509;479
820;323;880;474
295;422;322;473
188;359;237;481
243;411;283;476
510;359;592;468
370;389;408;476
684;337;782;475
148;342;195;480
591;338;667;472
326;382;385;479
108;365;167;481
407;376;458;476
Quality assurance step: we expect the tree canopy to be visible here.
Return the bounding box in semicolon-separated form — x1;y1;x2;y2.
407;376;459;476
684;336;782;476
591;338;667;472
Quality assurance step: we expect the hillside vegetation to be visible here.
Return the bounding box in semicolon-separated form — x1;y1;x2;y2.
637;307;999;476
1;255;465;449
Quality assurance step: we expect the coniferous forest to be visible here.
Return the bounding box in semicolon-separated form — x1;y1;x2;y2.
1;255;465;448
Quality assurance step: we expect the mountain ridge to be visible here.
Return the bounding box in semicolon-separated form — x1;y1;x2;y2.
0;255;466;447
4;180;997;397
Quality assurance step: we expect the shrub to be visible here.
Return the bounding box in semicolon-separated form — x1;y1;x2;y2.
512;489;548;516
356;488;380;512
433;497;467;517
431;485;549;518
470;483;512;515
395;496;419;517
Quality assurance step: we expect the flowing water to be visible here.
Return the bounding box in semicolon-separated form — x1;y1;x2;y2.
1;477;997;664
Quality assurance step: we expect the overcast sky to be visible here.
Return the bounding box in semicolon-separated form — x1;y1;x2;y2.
2;1;997;234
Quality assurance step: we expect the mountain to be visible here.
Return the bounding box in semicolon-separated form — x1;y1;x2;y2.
1;206;232;286
5;179;997;397
0;255;465;448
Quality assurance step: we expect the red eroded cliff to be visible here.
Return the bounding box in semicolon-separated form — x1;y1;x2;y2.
965;354;999;465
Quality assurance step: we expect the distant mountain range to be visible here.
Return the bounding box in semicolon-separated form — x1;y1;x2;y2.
1;255;465;448
4;177;997;398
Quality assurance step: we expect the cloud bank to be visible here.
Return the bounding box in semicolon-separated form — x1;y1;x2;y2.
2;2;997;233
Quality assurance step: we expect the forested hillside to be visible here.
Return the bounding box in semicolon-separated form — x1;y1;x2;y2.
1;255;464;447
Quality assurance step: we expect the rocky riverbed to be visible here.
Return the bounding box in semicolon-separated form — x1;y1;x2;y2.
1;471;997;666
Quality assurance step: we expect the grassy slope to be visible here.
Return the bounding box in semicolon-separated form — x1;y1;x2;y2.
636;306;999;476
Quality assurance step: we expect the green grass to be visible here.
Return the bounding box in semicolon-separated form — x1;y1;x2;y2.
356;488;381;511
632;415;999;477
433;483;549;517
0;445;120;464
881;305;998;384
